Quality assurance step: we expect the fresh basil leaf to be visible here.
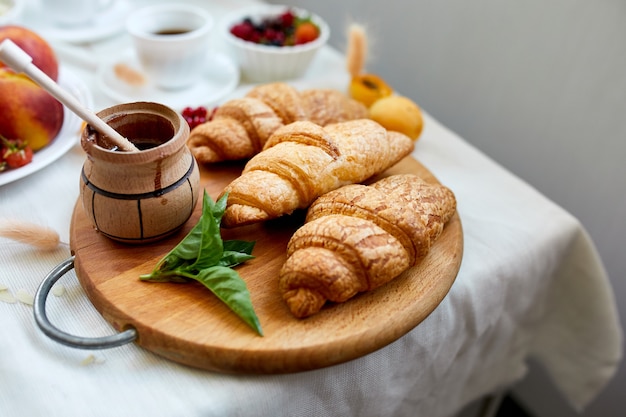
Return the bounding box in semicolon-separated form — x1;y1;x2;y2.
163;222;203;264
139;270;193;283
140;190;261;336
191;193;225;270
169;191;213;262
224;239;256;254
211;192;228;225
219;251;255;268
151;191;212;274
195;266;263;336
219;240;256;267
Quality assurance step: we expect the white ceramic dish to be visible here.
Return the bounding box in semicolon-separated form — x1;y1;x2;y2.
96;49;239;110
21;0;133;43
220;4;330;83
0;0;25;25
0;68;92;187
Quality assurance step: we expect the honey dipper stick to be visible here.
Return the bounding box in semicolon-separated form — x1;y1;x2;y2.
0;39;139;152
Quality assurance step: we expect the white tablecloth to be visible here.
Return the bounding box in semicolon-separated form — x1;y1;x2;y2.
0;1;622;416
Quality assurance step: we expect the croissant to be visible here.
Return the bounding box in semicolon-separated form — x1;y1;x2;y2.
186;82;368;164
279;174;456;318
220;119;414;228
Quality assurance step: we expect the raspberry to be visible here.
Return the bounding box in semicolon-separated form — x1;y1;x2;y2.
230;22;255;41
279;11;295;27
181;106;209;130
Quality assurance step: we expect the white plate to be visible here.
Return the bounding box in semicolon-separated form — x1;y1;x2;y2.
96;49;240;110
21;0;133;43
0;68;92;187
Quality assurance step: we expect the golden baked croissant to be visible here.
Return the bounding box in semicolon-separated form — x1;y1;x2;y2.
186;82;368;164
279;174;456;318
220;119;414;228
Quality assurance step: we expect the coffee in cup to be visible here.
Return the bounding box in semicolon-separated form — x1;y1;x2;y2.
125;4;213;90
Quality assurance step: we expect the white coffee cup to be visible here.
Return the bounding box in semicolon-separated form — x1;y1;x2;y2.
126;4;213;90
45;0;117;27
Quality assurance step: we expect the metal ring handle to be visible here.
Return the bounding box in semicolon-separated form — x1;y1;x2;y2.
34;256;137;349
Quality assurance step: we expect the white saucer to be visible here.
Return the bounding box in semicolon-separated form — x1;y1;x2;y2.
22;0;134;43
96;49;240;110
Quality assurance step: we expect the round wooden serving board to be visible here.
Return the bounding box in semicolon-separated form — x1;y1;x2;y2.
69;156;463;374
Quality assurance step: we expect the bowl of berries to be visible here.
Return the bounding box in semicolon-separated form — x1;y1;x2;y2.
221;4;329;83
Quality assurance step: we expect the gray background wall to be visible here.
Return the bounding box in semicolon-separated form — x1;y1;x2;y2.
268;0;626;416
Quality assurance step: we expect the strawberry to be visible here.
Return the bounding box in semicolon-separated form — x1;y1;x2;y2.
294;21;319;45
1;136;34;170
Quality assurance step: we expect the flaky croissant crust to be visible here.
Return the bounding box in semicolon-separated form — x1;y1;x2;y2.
186;83;368;164
220;119;415;227
279;174;456;318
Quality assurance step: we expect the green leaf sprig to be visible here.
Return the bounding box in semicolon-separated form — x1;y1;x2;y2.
140;191;262;336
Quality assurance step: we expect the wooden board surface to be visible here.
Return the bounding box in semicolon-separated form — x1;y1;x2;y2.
69;156;463;374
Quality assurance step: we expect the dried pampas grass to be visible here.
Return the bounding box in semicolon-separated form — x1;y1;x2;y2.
346;23;368;77
346;22;372;77
0;219;61;251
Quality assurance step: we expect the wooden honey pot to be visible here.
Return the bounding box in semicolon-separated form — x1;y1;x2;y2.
79;102;200;244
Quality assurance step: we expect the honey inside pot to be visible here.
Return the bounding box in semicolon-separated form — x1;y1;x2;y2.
80;102;200;244
86;109;176;151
